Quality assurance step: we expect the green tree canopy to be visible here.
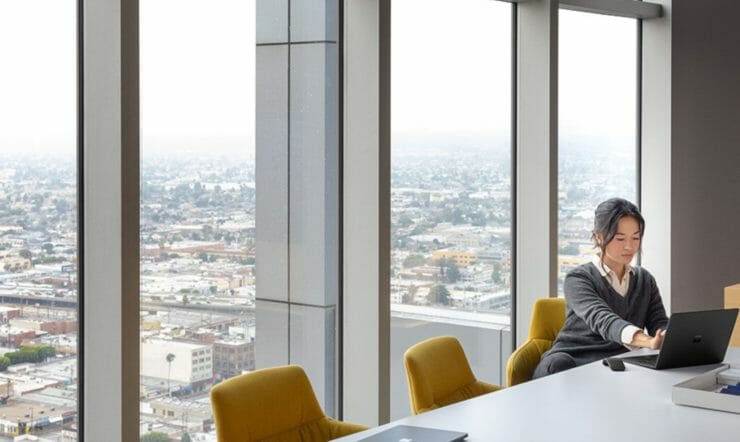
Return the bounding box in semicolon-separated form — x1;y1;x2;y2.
491;262;502;284
402;254;426;268
446;261;461;283
427;285;451;306
0;356;10;371
5;345;56;365
141;432;170;442
558;244;580;255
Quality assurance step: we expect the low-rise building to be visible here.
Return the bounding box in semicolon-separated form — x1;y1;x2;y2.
141;340;213;392
432;249;477;267
0;307;21;324
212;339;254;380
0;326;36;347
10;319;77;335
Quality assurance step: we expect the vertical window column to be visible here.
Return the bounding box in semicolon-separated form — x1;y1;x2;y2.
256;0;339;416
81;0;139;439
515;0;559;345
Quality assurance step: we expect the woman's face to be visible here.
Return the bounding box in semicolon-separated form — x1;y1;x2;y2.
598;216;641;270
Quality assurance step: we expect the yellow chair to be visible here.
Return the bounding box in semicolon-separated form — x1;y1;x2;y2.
404;336;502;415
211;365;367;442
505;297;566;387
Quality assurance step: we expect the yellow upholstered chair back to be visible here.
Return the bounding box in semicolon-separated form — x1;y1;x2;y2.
404;336;501;415
210;365;367;442
505;297;566;387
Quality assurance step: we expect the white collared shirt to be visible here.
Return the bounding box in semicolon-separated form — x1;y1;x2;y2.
591;254;641;345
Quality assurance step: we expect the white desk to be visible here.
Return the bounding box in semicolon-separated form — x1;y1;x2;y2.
335;348;740;442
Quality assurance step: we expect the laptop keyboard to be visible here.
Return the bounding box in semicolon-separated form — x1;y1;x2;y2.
626;354;658;365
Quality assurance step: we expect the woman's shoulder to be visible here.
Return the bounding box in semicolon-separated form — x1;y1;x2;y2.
563;263;602;289
566;262;600;279
632;265;657;283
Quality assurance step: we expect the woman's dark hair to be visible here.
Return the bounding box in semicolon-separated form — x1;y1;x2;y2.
592;198;645;255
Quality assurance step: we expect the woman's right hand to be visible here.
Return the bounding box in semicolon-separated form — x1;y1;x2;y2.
646;328;666;350
630;329;666;349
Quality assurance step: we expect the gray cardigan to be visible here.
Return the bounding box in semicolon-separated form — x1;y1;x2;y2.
542;262;669;366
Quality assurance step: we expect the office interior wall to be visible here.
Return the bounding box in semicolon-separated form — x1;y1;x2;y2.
670;0;740;312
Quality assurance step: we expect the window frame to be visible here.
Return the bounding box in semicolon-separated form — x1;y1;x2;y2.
343;0;662;426
77;0;668;437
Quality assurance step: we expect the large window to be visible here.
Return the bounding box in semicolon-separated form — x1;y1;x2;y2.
0;0;79;438
558;10;638;293
390;0;512;419
139;1;255;438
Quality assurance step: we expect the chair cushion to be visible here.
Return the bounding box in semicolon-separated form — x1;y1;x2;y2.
259;417;368;442
506;338;554;387
419;380;502;414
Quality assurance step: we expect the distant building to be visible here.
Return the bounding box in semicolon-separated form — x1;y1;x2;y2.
0;401;76;437
432;249;477;267
10;319;77;335
141;340;213;391
0;307;21;324
148;398;213;433
212;339;254;380
0;326;36;347
558;255;590;276
396;265;440;282
1;257;32;273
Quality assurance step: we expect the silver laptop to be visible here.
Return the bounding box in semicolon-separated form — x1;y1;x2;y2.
357;425;467;442
621;308;738;370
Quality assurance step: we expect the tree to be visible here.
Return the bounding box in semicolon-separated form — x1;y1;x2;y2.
0;356;10;371
240;256;256;265
427;285;451;306
446;261;461;283
182;295;189;305
38;345;56;361
558;243;580;255
181;433;192;442
491;262;502;284
42;243;54;254
18;249;32;259
437;257;448;277
141;432;170;442
402;254;426;269
166;353;176;396
397;215;414;228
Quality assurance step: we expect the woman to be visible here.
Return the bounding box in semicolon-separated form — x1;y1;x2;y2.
533;198;668;378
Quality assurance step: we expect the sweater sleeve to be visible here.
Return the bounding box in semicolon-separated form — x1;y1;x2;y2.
564;270;632;344
644;272;669;335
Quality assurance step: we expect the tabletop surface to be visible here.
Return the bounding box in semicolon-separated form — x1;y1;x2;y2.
334;348;740;442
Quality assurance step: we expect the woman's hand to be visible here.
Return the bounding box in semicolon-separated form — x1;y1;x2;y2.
646;329;666;350
630;329;666;349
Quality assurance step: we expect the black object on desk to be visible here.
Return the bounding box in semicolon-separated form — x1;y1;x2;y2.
603;358;626;371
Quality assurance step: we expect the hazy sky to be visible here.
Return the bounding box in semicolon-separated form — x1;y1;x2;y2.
0;0;255;155
140;0;255;155
392;0;512;146
559;9;637;150
0;0;76;155
1;1;636;155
